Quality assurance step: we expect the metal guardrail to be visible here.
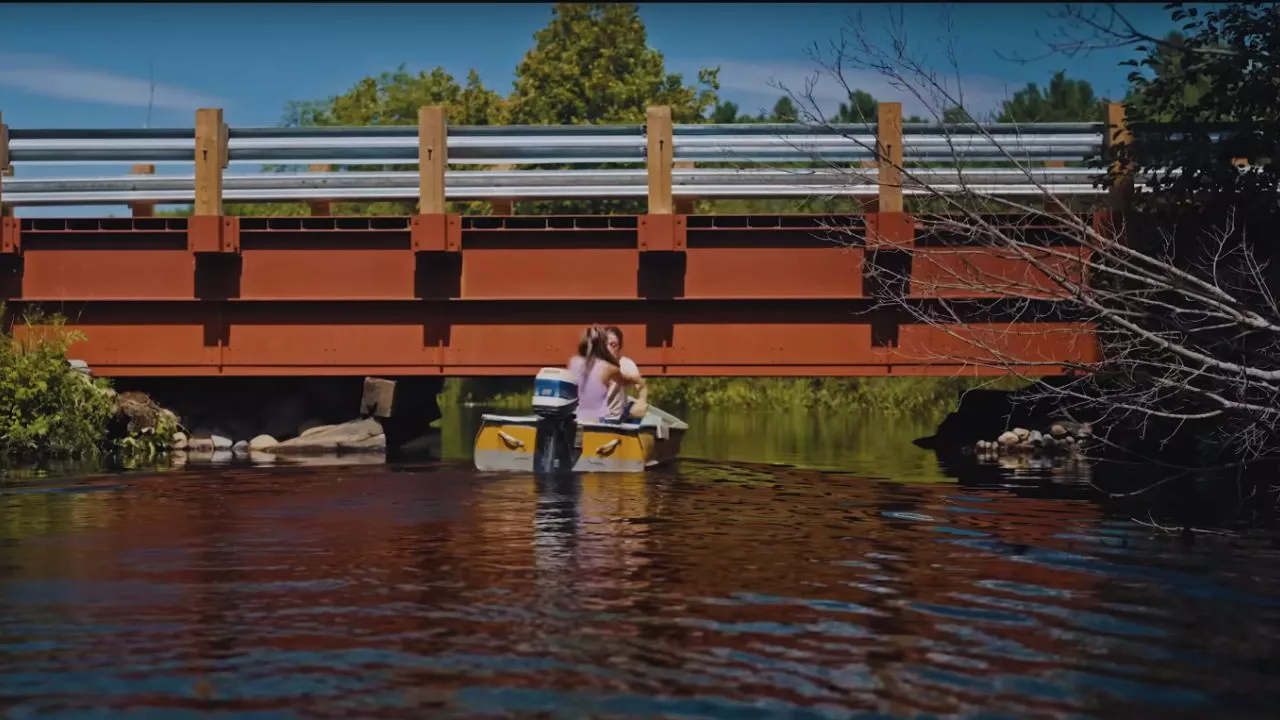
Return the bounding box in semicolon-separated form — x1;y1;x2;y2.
1;168;1108;205
0;105;1134;209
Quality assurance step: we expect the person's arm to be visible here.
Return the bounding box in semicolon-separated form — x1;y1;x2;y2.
620;357;647;400
601;363;641;387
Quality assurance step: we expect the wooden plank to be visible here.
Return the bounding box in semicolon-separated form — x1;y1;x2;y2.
876;102;904;212
418;106;447;215
646;106;673;214
193;108;225;216
490;164;513;215
1104;102;1132;212
0;111;8;216
129;164;156;217
308;164;332;215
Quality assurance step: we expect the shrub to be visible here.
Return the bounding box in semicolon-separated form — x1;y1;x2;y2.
0;307;114;460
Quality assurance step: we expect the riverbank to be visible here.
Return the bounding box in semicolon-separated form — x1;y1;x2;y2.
439;376;1030;416
0;311;176;466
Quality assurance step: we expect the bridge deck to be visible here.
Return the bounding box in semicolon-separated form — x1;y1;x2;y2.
0;213;1098;377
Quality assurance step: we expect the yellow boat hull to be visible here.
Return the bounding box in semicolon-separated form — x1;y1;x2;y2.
473;408;687;473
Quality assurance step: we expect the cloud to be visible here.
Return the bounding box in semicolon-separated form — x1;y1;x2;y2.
673;58;1015;120
0;51;225;112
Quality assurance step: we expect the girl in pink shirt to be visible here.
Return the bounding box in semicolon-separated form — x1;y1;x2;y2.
567;326;642;423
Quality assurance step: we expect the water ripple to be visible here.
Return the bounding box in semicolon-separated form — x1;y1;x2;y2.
2;461;1278;718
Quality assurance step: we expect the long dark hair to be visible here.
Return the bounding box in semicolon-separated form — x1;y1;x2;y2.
577;325;620;367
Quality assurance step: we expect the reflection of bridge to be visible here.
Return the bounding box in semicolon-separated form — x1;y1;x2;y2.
0;103;1118;377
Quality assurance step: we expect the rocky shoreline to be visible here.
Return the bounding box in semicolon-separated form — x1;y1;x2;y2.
971;421;1093;459
71;365;443;466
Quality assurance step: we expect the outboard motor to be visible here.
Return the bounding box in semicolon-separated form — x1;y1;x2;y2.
531;367;579;474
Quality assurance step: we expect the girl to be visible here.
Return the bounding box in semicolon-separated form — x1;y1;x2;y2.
568;326;642;423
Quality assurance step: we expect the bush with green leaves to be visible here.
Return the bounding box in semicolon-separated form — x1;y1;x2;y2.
0;308;115;460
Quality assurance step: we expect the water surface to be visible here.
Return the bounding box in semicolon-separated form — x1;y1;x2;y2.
2;408;1278;718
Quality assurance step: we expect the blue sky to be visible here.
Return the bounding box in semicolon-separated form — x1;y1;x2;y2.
1;2;1177;215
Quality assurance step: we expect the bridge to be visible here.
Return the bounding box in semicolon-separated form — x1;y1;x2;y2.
0;104;1112;378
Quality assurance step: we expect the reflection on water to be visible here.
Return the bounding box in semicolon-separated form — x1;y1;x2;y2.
2;408;1279;718
441;407;952;481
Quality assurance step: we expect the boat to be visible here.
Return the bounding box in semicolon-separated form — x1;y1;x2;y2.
473;368;688;473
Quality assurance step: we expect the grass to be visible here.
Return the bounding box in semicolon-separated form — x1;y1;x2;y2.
437;375;1030;415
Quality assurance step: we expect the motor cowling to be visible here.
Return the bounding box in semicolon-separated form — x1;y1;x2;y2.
532;367;578;419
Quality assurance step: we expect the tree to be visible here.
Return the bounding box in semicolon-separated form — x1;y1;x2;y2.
508;3;718;125
787;4;1280;474
285;66;506;128
836;90;878;123
711;100;740;124
998;70;1103;123
505;2;719;214
771;96;799;122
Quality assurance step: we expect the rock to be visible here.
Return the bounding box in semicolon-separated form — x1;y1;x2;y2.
261;394;308;440
1050;423;1068;438
249;451;277;465
297;418;326;436
1029;430;1044;445
171;431;188;451
67;358;92;375
248;434;279;451
266;418;386;455
997;431;1020;446
210;450;234;464
187;437;215;454
1013;427;1030;441
211;434;233;450
231;440;250;456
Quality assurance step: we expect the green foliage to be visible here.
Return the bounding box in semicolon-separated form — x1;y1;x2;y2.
998;71;1104;123
0;307;114;460
645;376;1028;416
508;3;718;126
771;97;799;123
1115;4;1279;213
505;2;719;216
439;375;1028;417
836;90;879;123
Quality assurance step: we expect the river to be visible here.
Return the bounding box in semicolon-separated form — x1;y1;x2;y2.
2;407;1279;718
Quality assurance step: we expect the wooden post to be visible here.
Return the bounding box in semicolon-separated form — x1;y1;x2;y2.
646;105;673;215
129;164;155;217
308;164;332;216
1104;102;1132;213
875;102;904;213
418;106;447;215
673;160;695;214
194;108;225;216
490;164;513;215
0;111;8;217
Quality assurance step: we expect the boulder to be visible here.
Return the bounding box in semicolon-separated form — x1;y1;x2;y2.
997;431;1019;446
231;440;250;456
187;437;215;454
249;451;277;465
171;432;188;451
1050;423;1068;438
211;434;233;451
297;418;326;436
1013;427;1030;441
265;418;386;455
248;434;279;451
